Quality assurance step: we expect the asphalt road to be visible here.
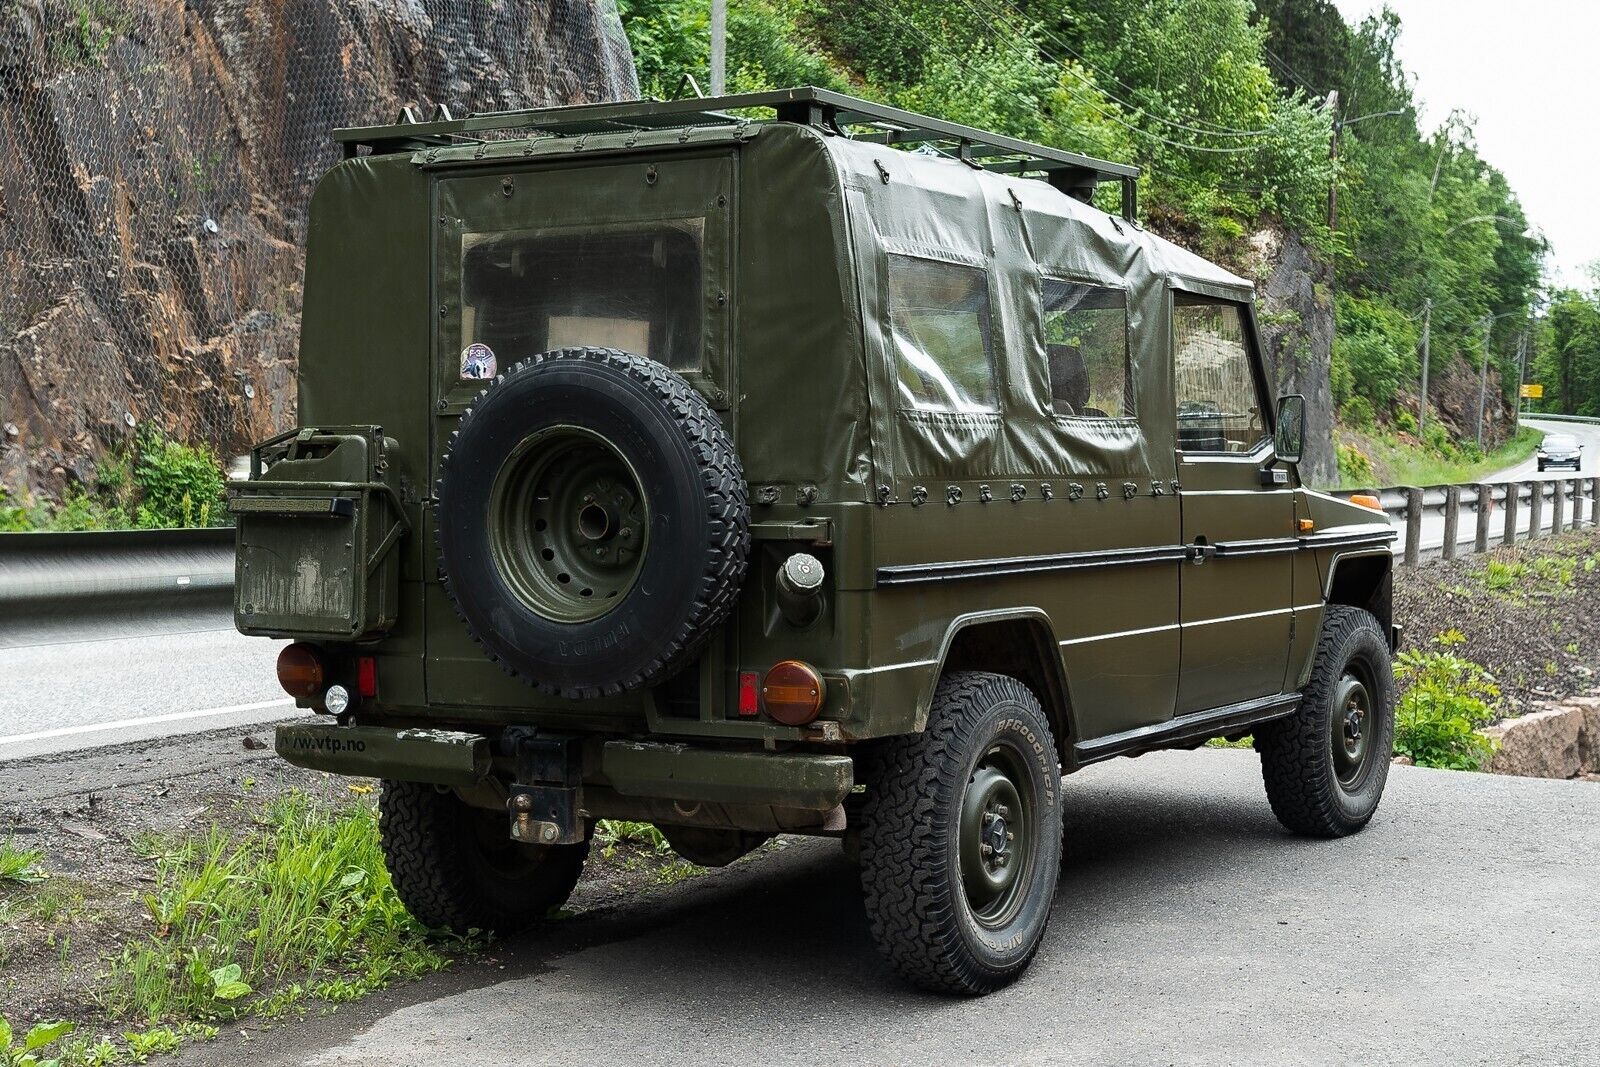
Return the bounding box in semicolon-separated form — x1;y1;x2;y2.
0;607;288;762
176;749;1600;1067
1401;416;1600;555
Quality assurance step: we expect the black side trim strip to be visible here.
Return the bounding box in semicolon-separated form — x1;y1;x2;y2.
875;544;1190;586
1214;536;1300;557
1073;693;1300;765
1297;529;1398;550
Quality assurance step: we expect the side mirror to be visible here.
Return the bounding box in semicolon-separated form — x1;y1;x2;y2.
1274;394;1306;465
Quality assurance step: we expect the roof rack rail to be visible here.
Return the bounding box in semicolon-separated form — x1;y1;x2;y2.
336;86;1140;219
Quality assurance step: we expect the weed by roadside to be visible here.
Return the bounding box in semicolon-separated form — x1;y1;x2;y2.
0;432;227;532
96;791;455;1026
1393;636;1501;770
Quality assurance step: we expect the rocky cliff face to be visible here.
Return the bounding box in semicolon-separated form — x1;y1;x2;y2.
1248;227;1336;487
0;0;635;499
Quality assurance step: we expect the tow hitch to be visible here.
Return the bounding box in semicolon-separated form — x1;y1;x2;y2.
506;732;586;846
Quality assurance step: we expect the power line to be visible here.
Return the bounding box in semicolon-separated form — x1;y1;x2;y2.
952;0;1273;154
976;0;1281;139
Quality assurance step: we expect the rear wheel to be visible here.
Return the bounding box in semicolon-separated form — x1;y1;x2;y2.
858;672;1062;995
379;780;587;934
1256;606;1394;838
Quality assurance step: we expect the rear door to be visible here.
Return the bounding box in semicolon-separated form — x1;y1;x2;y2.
425;153;736;707
1173;292;1295;713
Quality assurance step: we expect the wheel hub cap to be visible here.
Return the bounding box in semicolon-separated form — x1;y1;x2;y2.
1331;671;1375;789
959;747;1033;928
488;426;650;624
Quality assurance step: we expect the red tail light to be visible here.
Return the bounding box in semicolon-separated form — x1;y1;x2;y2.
737;671;760;717
357;656;378;698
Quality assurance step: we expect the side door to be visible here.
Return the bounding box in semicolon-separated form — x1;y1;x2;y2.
1173;292;1295;713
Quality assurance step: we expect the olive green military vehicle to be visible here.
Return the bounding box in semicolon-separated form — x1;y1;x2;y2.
233;87;1399;995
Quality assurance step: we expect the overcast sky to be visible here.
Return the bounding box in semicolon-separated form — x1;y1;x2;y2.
1331;1;1598;290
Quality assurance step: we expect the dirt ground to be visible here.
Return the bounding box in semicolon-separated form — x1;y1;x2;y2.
0;731;698;1037
1393;528;1600;717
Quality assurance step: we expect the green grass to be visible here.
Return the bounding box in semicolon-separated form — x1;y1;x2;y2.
1332;426;1541;489
0;840;45;886
95;791;456;1027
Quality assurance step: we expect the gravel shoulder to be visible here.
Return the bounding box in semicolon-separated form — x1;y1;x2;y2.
1393;528;1600;717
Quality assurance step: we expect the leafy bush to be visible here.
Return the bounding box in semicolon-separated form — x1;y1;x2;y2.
131;432;227;529
1336;442;1375;485
1393;642;1500;770
1338;394;1376;429
1393;408;1417;435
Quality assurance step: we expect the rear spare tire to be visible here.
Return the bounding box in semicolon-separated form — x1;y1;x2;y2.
436;347;750;698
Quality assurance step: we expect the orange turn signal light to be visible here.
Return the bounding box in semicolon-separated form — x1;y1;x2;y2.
276;642;326;699
761;660;827;726
1349;494;1383;512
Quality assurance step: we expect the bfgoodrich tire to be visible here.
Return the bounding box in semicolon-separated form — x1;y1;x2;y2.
1256;605;1395;838
379;780;587;934
858;672;1063;995
435;347;750;699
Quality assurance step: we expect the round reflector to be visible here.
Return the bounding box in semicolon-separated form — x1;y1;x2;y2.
761;660;826;726
276;643;326;699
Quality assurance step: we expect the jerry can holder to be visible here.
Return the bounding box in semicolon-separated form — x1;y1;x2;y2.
229;425;411;640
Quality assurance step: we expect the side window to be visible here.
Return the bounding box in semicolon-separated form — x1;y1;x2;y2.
1173;294;1267;453
888;255;998;413
460;219;705;376
1042;278;1132;418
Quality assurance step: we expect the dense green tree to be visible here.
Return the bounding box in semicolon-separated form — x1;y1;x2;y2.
617;0;1547;428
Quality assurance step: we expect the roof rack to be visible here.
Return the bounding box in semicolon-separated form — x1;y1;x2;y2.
336;86;1140;219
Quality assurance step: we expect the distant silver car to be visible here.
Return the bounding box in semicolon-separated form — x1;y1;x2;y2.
1537;433;1583;472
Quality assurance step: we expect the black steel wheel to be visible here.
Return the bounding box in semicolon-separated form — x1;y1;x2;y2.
858;672;1062;995
1257;605;1395;837
379;780;587;934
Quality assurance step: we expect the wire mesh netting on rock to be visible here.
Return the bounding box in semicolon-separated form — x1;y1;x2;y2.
0;0;638;502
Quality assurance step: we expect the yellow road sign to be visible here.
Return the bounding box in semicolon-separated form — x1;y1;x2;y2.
1521;383;1544;399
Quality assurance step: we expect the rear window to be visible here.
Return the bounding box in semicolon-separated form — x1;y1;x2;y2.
888;255;998;414
459;220;704;376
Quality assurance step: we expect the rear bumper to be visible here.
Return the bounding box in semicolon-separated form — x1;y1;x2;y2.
277;722;491;785
275;722;855;812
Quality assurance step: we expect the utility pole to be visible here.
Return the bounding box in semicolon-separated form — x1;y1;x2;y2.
710;0;726;96
1476;314;1492;452
1418;298;1431;435
1325;91;1340;233
1513;330;1528;431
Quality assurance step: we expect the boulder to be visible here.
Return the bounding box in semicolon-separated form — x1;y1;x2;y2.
1484;706;1585;780
1571;696;1600;773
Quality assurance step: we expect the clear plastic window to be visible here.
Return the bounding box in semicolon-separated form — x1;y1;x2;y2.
888;255;998;413
1173;295;1266;452
1042;279;1132;418
459;219;704;375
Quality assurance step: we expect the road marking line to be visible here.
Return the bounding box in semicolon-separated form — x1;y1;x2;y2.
0;698;294;746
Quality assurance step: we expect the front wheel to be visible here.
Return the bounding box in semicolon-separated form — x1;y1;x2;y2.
1256;605;1395;837
858;672;1063;995
379;780;588;934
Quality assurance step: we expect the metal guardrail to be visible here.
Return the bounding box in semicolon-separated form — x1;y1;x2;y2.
1521;413;1600;425
0;528;235;613
1332;476;1600;567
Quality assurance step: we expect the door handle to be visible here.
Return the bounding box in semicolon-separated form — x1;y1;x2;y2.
1187;540;1218;564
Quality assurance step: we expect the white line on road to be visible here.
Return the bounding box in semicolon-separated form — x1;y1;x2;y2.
0;698;293;747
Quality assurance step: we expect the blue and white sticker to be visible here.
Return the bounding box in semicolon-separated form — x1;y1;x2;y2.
460;342;497;380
